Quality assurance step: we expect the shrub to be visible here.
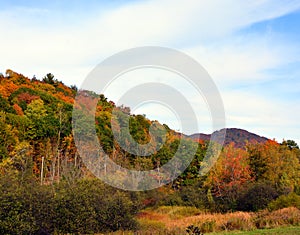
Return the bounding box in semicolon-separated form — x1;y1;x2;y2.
0;177;138;234
268;193;300;211
179;186;208;209
199;220;216;233
138;218;166;234
0;177;55;234
237;182;278;211
186;225;203;235
161;191;184;207
171;206;201;218
54;179;138;233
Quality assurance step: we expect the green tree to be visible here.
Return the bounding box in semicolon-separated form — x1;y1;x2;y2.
281;139;299;149
248;141;300;192
0;94;15;113
42;73;57;85
0;112;17;161
24;99;47;140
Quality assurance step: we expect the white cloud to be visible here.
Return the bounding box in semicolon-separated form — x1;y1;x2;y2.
103;68;212;134
184;30;300;88
1;0;300;84
222;89;300;141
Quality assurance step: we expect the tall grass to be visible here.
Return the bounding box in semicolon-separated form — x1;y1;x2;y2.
135;206;300;234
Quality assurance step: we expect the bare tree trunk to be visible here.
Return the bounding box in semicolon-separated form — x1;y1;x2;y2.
74;152;77;168
56;106;62;183
51;157;56;184
41;156;44;185
56;151;61;183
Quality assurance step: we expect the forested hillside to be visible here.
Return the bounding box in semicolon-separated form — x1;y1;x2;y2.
0;70;300;234
0;69;205;187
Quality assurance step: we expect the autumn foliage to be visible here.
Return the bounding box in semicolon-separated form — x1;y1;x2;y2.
0;69;299;233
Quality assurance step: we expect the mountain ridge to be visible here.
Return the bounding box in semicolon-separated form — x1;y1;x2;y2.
188;128;269;148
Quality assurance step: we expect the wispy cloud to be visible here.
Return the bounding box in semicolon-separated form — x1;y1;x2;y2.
1;0;300;82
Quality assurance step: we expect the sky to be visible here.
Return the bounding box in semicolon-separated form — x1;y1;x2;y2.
1;0;300;144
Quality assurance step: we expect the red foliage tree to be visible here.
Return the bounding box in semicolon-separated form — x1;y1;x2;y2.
205;143;254;204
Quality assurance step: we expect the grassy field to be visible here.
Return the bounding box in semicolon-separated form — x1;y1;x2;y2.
208;226;300;234
103;226;300;235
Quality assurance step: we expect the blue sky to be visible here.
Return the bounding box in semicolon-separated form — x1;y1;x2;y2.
1;0;300;144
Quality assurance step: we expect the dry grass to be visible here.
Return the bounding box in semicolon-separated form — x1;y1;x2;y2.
255;207;300;229
136;206;300;234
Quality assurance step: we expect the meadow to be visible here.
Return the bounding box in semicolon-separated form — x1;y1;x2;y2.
100;206;300;234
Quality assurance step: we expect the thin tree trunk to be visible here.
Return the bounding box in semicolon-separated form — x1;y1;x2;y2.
41;156;44;185
56;106;62;183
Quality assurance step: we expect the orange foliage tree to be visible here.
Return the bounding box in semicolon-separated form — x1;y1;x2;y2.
205;143;254;208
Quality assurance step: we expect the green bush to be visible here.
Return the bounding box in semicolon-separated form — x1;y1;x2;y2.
179;186;208;209
0;177;55;234
268;193;300;211
0;176;138;234
161;191;184;207
53;179;138;233
138;219;166;234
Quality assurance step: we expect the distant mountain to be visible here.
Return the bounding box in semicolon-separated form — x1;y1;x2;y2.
189;128;269;148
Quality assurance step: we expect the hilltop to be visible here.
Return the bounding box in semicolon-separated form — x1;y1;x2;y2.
189;128;269;148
